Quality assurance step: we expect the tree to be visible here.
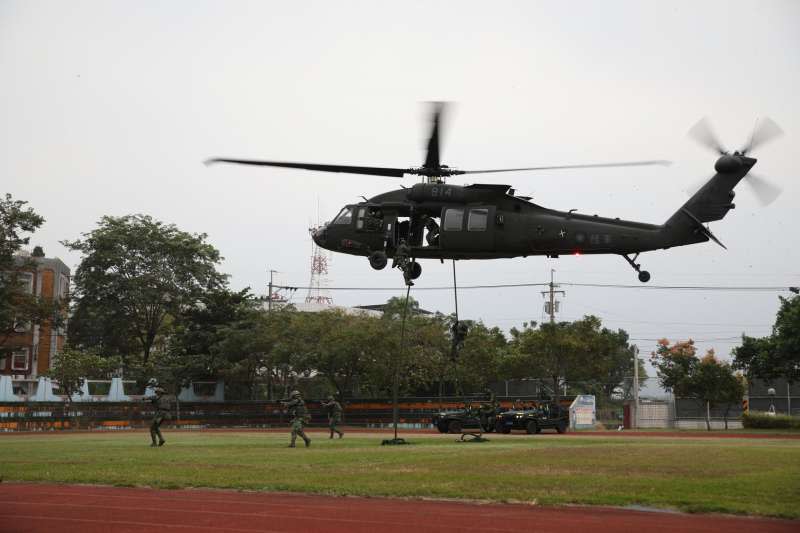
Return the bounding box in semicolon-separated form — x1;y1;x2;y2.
0;193;44;262
450;320;507;394
733;294;800;385
63;214;227;364
0;194;62;352
505;316;629;401
652;340;745;431
46;347;118;404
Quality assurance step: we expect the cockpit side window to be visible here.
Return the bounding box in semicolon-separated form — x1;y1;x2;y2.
333;207;354;225
356;207;366;229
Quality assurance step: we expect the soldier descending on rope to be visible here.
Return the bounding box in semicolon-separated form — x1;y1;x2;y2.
391;239;414;286
146;383;171;447
282;390;311;448
321;395;344;439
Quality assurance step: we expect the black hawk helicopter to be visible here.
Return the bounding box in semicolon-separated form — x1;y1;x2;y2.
207;104;782;283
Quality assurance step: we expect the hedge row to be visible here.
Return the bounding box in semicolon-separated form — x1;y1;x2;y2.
742;412;800;429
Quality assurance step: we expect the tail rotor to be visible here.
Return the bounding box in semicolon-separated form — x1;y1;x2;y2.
687;117;783;206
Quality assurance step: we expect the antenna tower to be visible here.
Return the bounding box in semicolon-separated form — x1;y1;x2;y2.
306;226;333;305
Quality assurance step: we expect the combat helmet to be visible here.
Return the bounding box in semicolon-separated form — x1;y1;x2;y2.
290;390;301;398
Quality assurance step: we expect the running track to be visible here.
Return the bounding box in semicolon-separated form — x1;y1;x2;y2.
1;483;796;533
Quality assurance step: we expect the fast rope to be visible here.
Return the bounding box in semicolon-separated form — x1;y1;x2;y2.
452;259;459;323
451;259;463;396
384;282;412;446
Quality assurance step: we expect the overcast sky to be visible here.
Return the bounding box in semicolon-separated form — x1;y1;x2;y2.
3;1;798;375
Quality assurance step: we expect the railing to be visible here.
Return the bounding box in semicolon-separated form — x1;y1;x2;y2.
0;396;573;432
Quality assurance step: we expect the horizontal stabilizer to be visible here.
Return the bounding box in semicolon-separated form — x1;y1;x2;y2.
681;208;726;249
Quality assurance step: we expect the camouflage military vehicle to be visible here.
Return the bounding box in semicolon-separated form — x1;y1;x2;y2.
494;402;569;434
432;403;501;434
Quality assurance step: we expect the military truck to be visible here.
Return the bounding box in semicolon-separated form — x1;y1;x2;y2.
494;402;569;434
432;403;501;434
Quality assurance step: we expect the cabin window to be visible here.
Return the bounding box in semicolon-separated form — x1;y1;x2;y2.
332;207;353;225
443;209;464;231
467;209;489;231
12;348;29;371
356;208;366;229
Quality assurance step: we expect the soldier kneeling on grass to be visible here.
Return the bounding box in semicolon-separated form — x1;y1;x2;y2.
282;390;311;448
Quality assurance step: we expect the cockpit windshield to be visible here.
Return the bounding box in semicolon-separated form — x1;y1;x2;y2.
332;206;354;225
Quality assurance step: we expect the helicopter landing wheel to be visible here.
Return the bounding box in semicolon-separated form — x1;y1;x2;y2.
621;253;651;283
408;261;422;280
369;251;388;270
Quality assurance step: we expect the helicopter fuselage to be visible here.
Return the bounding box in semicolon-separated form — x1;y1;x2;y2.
311;155;755;282
313;182;694;261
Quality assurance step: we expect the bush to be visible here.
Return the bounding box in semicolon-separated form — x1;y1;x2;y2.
742;412;800;429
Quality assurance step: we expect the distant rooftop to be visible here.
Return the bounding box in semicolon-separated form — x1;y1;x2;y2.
353;304;434;315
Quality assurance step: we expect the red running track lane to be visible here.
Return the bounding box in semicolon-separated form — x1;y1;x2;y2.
0;483;796;533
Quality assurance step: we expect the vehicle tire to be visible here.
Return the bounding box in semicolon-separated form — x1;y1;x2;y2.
369;251;388;270
436;422;448;433
556;422;567;434
495;420;511;434
638;270;651;283
448;420;462;434
408;261;422;280
526;420;538;435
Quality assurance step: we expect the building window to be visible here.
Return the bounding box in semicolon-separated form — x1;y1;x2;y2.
59;274;69;299
18;272;34;294
12;349;29;371
13;318;31;333
467;209;489;231
443;209;464;231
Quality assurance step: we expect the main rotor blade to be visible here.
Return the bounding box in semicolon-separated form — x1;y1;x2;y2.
742;117;783;154
460;160;671;175
205;158;407;178
688;117;726;154
424;101;447;169
745;173;782;206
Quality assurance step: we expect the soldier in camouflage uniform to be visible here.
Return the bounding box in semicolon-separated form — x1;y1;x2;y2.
321;395;344;439
282;390;311;448
148;386;171;447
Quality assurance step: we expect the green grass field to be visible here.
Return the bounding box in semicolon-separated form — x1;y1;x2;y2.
1;430;799;519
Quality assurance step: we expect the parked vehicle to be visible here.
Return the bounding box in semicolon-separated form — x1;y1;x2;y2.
494;402;569;434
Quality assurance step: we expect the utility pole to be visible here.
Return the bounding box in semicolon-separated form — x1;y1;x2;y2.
267;269;278;312
633;346;640;430
541;269;566;323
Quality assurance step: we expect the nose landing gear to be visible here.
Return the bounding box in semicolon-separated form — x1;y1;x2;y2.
622;253;651;283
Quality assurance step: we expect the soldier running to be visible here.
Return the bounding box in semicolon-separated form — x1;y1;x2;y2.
147;385;170;447
321;395;344;439
282;390;311;448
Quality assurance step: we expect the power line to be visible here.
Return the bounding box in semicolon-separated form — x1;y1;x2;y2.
272;281;795;292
